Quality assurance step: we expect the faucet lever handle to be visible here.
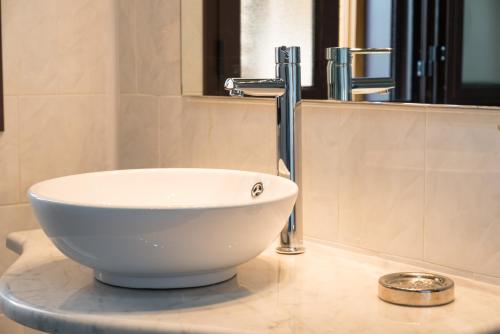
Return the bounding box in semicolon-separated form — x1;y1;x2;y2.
350;48;392;55
325;47;392;64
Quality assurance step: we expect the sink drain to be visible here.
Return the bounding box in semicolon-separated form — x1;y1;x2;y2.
251;182;264;198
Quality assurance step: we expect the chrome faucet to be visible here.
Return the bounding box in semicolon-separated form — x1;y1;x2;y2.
326;47;395;101
224;46;304;255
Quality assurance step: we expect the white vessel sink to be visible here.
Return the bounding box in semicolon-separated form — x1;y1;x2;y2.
28;169;298;289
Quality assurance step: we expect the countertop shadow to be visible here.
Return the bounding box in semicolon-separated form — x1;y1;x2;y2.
4;256;278;314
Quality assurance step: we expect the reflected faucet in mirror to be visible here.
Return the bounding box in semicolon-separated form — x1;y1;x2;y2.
326;47;395;101
223;78;285;97
224;46;305;255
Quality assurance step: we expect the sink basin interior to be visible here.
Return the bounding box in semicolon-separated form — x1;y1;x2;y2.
29;168;297;209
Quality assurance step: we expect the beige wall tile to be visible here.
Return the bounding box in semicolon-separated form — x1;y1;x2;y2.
338;107;425;259
118;0;138;93
426;111;500;172
2;0;58;95
3;0;112;95
0;97;20;205
179;97;276;173
425;112;500;277
0;204;38;275
18;96;111;200
300;103;340;242
159;96;184;167
117;94;159;169
55;0;111;94
180;0;203;96
136;0;181;96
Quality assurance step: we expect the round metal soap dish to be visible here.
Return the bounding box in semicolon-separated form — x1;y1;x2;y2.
378;272;455;307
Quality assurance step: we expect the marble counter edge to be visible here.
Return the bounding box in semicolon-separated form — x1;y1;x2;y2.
3;230;500;334
0;230;245;334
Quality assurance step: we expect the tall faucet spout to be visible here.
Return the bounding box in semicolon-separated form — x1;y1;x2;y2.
225;46;305;255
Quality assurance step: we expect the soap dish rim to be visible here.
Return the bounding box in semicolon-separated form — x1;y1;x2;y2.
378;272;455;307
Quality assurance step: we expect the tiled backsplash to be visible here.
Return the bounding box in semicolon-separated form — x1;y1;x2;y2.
151;98;500;282
302;102;500;282
424;111;500;278
117;0;181;169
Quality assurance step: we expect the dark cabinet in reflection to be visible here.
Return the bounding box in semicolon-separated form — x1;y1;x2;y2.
445;0;500;105
362;0;500;106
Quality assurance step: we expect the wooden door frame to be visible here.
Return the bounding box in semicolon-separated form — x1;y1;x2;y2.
203;0;241;96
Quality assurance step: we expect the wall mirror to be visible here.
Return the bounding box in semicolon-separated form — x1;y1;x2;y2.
181;0;500;106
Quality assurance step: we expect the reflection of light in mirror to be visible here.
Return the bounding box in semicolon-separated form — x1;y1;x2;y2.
240;0;314;86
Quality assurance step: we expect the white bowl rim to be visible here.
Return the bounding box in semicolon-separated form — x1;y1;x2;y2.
28;168;298;210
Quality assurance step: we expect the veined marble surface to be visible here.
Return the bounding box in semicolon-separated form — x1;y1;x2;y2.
1;230;500;334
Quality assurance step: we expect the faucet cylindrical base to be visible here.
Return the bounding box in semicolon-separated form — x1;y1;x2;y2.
276;246;305;255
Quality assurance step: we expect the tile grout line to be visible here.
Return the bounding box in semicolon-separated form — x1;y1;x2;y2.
157;98;161;167
16;95;22;205
336;110;342;240
178;0;183;96
7;93;108;98
133;0;139;94
307;235;500;286
110;0;120;171
336;108;341;240
0;203;30;209
422;110;428;261
120;93;179;98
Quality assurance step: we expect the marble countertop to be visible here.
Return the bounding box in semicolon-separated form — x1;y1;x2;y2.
2;230;500;334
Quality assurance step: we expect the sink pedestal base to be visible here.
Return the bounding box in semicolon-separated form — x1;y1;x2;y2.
94;268;237;289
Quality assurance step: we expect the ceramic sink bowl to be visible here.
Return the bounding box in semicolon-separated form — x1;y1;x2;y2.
28;169;298;289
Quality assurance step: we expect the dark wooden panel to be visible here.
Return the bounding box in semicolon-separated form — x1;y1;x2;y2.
391;0;414;102
203;0;240;96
